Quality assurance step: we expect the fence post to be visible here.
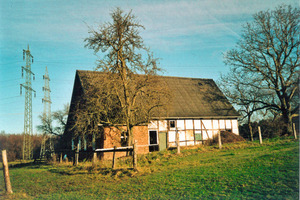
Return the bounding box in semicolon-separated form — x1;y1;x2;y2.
176;129;180;154
133;140;138;170
218;131;222;149
60;153;62;163
92;134;97;164
112;146;117;169
93;152;97;165
293;123;297;139
2;150;13;194
258;126;262;144
74;142;79;166
52;153;56;163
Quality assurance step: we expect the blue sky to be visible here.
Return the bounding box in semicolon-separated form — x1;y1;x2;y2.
0;0;299;134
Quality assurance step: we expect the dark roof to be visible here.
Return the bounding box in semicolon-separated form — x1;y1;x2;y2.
75;70;239;119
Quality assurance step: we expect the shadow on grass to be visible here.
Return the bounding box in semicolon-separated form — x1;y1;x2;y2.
48;165;137;178
6;160;50;169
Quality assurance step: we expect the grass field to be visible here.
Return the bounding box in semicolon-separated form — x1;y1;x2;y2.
0;138;299;199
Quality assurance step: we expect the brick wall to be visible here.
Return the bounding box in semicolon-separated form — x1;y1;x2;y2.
133;126;149;155
101;125;149;160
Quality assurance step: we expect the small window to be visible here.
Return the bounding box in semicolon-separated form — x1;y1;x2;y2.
170;120;176;128
121;131;128;147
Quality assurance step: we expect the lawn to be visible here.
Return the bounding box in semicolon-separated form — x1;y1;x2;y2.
0;138;299;199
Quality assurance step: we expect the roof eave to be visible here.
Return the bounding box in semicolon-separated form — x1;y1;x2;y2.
151;116;240;120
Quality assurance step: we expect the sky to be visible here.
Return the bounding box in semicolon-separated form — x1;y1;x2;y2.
0;0;299;134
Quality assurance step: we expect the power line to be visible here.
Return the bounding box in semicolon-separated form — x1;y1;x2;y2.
0;96;21;101
0;78;21;83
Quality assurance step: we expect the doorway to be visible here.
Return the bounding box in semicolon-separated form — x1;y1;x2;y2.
149;130;158;152
159;132;167;151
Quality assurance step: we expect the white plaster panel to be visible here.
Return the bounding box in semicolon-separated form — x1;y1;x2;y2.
177;120;185;130
194;120;201;129
148;121;158;129
186;120;193;129
202;120;212;129
232;128;239;135
158;120;168;131
213;120;219;129
232;120;238;129
219;120;225;129
225;120;232;129
179;131;185;141
186;130;194;140
169;131;176;142
202;130;209;140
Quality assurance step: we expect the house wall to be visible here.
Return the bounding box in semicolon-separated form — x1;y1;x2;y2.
102;126;149;160
148;119;239;147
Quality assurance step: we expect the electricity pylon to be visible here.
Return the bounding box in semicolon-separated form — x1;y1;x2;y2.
40;66;53;159
20;45;36;160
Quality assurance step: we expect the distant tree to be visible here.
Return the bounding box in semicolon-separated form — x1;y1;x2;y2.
224;5;299;135
82;8;170;145
0;133;42;161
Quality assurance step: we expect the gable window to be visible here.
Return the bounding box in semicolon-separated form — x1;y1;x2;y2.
169;120;176;128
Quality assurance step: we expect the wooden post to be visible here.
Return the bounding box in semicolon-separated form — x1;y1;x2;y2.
2;150;13;194
92;134;97;164
176;129;180;154
293;123;297;139
112;146;116;169
93;152;97;165
60;153;62;163
74;142;79;166
52;153;56;163
133;140;138;170
258;126;262;144
218;131;222;149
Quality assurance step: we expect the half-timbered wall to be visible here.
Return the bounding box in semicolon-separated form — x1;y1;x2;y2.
148;119;239;147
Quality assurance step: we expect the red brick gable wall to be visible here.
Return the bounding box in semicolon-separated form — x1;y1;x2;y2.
102;126;149;160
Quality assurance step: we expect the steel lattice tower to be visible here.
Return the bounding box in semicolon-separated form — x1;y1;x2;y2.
40;66;53;159
20;45;36;160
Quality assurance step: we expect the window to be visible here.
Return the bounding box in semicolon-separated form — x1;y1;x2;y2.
169;120;176;128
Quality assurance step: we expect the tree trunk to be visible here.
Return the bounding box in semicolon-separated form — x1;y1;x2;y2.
127;124;133;146
282;108;293;136
247;115;253;142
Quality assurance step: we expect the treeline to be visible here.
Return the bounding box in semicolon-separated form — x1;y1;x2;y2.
0;133;43;162
239;117;299;140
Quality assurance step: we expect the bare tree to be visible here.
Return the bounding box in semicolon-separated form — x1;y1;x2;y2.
219;72;260;141
37;104;69;136
82;8;170;145
224;5;299;135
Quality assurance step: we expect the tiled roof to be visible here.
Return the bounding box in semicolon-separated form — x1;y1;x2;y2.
76;70;239;119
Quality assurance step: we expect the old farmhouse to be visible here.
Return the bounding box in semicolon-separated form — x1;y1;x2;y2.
64;70;240;159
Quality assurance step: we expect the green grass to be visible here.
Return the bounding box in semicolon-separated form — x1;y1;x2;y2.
1;138;299;199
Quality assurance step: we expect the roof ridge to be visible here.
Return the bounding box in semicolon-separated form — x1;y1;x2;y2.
76;69;213;80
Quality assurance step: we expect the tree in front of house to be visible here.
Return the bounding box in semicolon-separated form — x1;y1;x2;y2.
223;5;299;136
77;8;170;146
